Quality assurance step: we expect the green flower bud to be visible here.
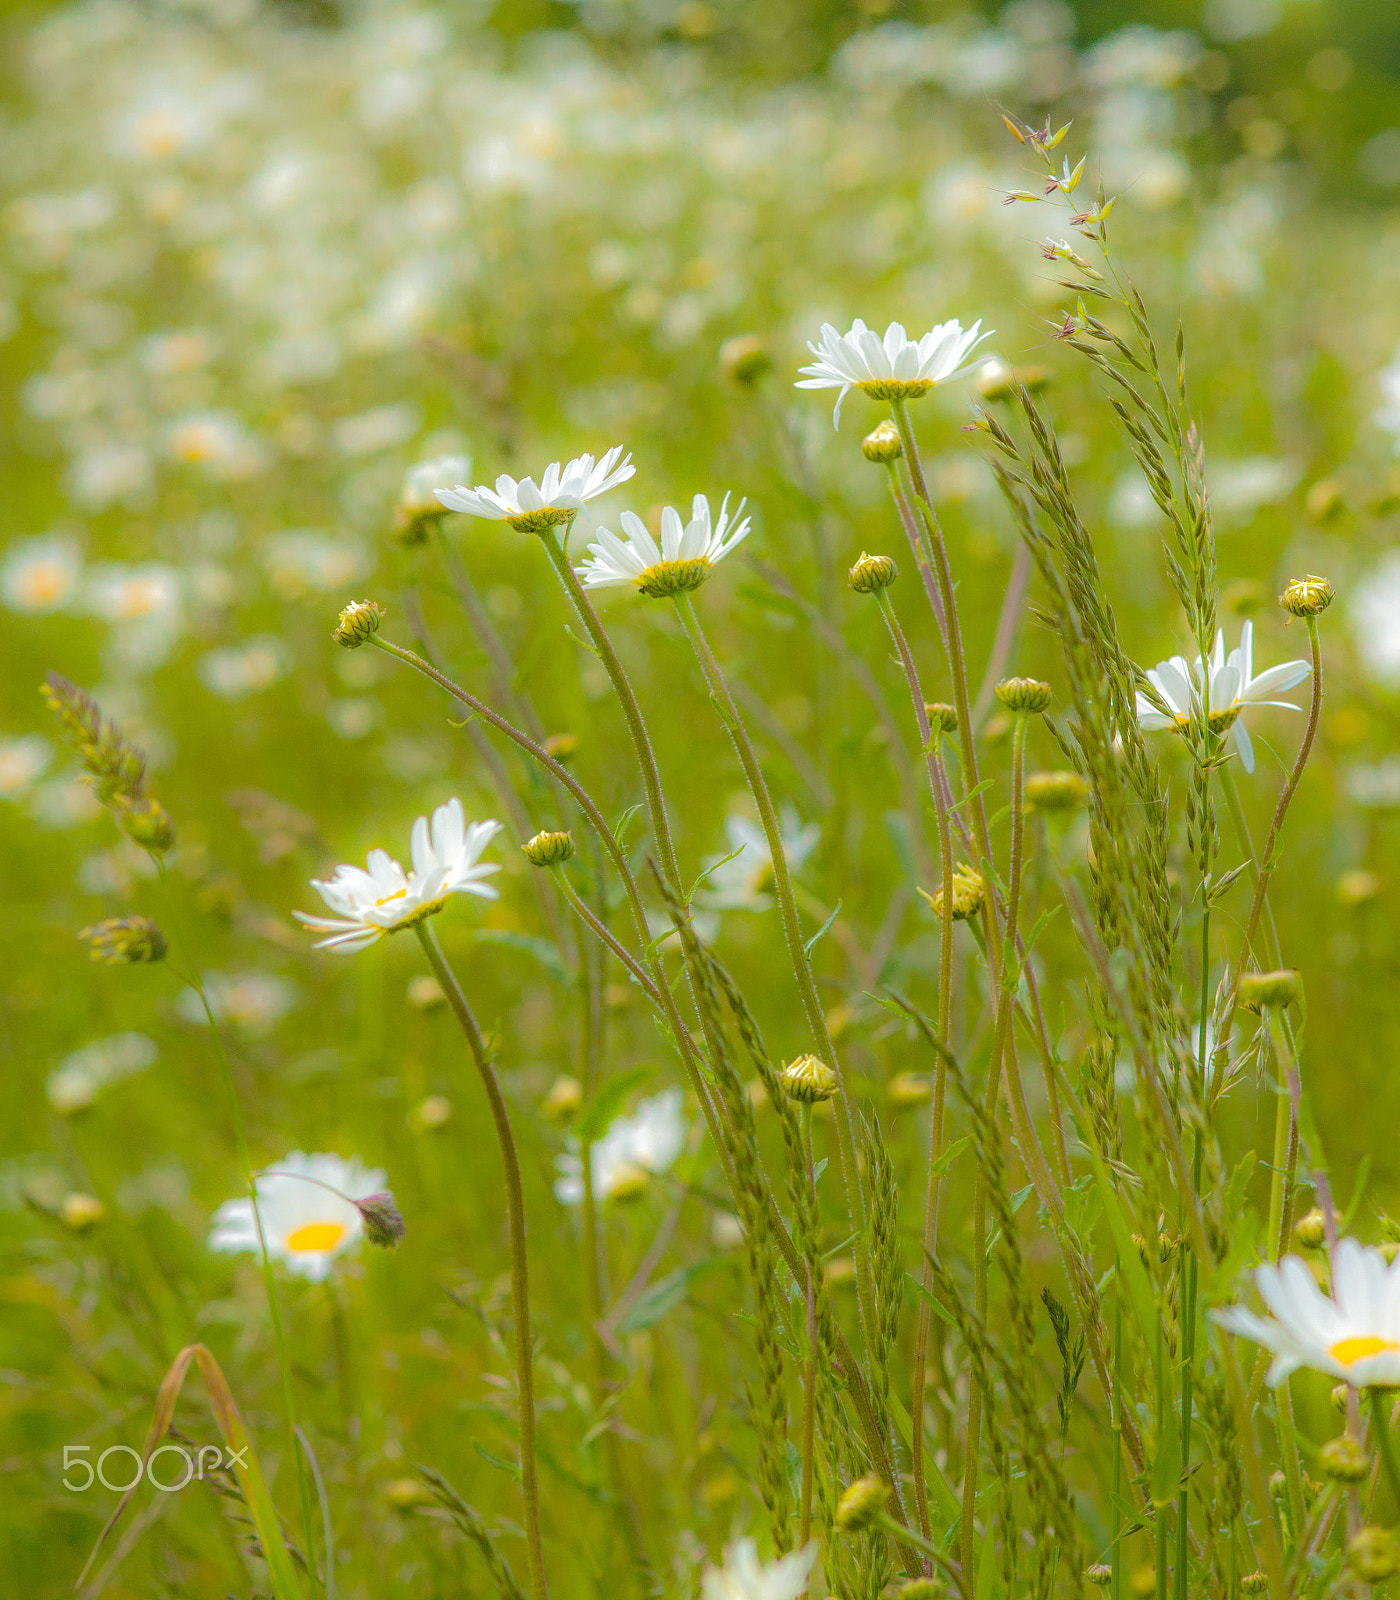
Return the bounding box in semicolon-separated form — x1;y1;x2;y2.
924;702;958;736
60;1193;104;1232
1319;1435;1370;1484
1294;1207;1327;1249
523;830;575;867
78;915;167;965
543;1076;584;1122
1240;1574;1268;1594
1280;575;1333;618
995;676;1052;714
1025;769;1089;812
779;1054;838;1104
898;1581;944;1600
861;420;903;463
849;551;898;594
719;334;770;386
919;864;984;922
835;1474;889;1532
1085;1567;1112;1588
1349;1526;1400;1584
1238;969;1300;1011
334;598;385;648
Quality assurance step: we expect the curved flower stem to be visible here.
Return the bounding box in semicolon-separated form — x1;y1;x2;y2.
416;922;548;1600
798;1101;817;1562
538;526;683;893
874;586;953;1543
673;591;880;1387
156;862;317;1577
1211;617;1323;1104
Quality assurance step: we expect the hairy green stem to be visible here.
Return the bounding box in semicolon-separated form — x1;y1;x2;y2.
415;922;548;1600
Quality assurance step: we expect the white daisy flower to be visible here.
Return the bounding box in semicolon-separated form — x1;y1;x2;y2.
295;797;502;953
1;534;83;613
554;1087;687;1205
574;493;751;597
699;807;821;913
1351;550;1400;686
1214;1237;1400;1388
0;734;52;798
399;453;471;520
208;1151;386;1283
701;1538;816;1600
435;446;635;533
796;316;992;428
1134;620;1310;774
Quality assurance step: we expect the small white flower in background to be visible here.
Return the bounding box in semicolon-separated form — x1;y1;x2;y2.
46;1031;159;1115
574;493;751;596
296;797;501;953
166;410;265;480
701;1538;816;1600
198;636;289;699
177;973;298;1034
796;316;992;427
400;454;472;519
1374;341;1400;448
1135;620;1310;774
1215;1237;1400;1388
209;1151;386;1283
1351;550;1400;686
0;735;52;799
1346;757;1400;811
700;807;821;913
262;530;368;598
554;1087;687;1205
435;446;635;532
1;535;83;613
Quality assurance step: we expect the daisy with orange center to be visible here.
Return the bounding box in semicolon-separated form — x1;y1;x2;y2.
208;1151;386;1283
1214;1237;1400;1387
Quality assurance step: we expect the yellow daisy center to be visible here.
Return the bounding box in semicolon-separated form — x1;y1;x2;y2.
285;1221;347;1254
20;564;68;605
1330;1335;1399;1367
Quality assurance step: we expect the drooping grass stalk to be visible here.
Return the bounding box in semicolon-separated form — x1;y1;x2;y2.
538;524;683;892
155;861;318;1581
673;591;880;1383
415;922;549;1600
872;585;952;1543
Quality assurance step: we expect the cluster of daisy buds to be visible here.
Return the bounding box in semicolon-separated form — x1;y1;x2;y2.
78;916;167;965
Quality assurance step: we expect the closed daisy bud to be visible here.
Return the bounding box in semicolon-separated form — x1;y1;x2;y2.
407;974;445;1011
60;1193;104;1232
116;795;176;854
898;1581;944;1599
544;1075;584;1122
1332;1385;1348;1415
541;732;579;762
523;829;575;867
1349;1527;1400;1584
1025;770;1089;812
78;916;167;964
995;676;1052;714
924;702;958;735
1280;575;1334;618
1129;1567;1157;1599
607;1162;652;1203
779;1054;838;1103
334;598;385;648
355;1191;406;1248
1294;1207;1327;1248
1269;1470;1287;1501
1085;1566;1113;1588
861;420;903;463
1238;969;1300;1011
919;864;984;922
849;551;898;593
1319;1435;1370;1483
1240;1574;1269;1594
719;334;771;385
835;1474;889;1532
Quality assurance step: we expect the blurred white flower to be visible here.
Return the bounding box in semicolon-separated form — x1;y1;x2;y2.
575;493;751;594
296;797;501;953
331;403;420;456
87;563;185;669
198;636;290;699
46;1032;158;1115
262;531;367;597
400;454;472;519
700;808;820;912
554;1087;687;1204
1207;457;1300;519
796;316;991;427
0;736;51;798
1352;550;1400;685
701;1538;816;1600
1;535;83;613
1345;758;1400;811
65;442;153;510
1215;1238;1400;1388
436;447;636;532
178;972;298;1033
209;1151;386;1283
167;410;265;480
1376;344;1400;446
1135;620;1310;774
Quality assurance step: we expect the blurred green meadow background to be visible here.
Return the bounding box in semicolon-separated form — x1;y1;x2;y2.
4;0;1400;1593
